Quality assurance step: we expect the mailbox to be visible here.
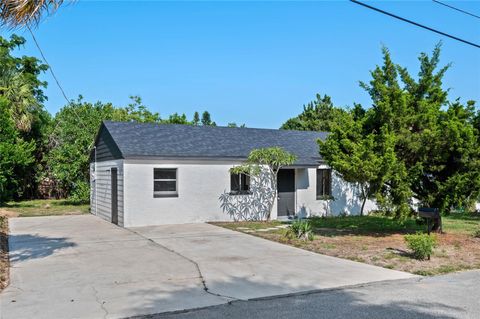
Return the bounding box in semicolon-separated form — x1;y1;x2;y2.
418;207;442;234
418;207;440;219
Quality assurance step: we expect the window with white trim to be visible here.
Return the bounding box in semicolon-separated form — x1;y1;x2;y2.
154;168;178;198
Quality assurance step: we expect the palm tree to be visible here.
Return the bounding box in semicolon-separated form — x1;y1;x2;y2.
0;0;64;28
0;65;37;131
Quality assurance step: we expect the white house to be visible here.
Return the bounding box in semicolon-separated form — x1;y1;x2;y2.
90;121;376;227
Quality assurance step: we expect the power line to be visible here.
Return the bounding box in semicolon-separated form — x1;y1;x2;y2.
350;0;480;49
27;25;71;104
432;0;480;20
27;25;92;148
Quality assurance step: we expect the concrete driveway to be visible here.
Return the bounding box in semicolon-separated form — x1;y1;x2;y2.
1;215;415;319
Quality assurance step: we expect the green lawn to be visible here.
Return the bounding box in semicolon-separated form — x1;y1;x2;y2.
308;215;423;233
1;199;90;217
442;213;480;234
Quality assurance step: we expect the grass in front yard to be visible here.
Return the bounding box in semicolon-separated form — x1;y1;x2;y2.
213;213;480;276
0;216;8;290
0;199;90;217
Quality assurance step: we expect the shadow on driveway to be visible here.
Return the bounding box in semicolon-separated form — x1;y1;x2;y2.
8;234;76;263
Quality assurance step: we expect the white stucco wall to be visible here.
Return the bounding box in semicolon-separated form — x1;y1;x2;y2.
90;159;124;226
123;159;244;227
120;160;377;226
295;166;377;218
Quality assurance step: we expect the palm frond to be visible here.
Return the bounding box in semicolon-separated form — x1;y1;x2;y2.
0;0;64;28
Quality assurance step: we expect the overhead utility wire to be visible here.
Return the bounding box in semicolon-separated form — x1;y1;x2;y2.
27;24;90;138
27;25;71;104
350;0;480;49
432;0;480;20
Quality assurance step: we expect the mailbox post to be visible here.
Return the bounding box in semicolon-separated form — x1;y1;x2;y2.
418;207;442;234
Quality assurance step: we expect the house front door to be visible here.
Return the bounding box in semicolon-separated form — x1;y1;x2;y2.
277;169;295;217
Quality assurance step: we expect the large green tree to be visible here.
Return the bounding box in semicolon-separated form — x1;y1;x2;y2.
319;115;399;216
362;44;480;213
0;97;35;203
46;96;163;201
281;94;348;132
0;35;50;200
321;44;480;217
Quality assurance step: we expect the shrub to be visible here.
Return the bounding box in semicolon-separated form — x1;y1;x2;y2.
69;181;90;204
285;220;314;241
473;229;480;238
404;233;437;260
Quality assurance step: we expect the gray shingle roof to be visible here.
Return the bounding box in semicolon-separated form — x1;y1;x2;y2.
103;121;327;166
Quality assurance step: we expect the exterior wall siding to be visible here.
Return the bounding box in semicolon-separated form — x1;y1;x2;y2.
90;159;124;226
90;124;123;162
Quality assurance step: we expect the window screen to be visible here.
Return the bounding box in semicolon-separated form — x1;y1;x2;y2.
154;168;178;197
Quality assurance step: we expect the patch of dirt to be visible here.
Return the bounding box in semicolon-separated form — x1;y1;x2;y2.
0;208;18;218
0;217;9;290
239;229;480;276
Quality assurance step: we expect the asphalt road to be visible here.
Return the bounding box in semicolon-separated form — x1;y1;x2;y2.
135;270;480;319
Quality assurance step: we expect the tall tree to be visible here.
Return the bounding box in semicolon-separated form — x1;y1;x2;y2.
163;112;190;125
281;94;348;132
201;111;216;126
0;34;50;199
192;111;200;126
335;44;480;216
0;97;35;202
0;34;48;132
113;96;161;123
319;115;399;216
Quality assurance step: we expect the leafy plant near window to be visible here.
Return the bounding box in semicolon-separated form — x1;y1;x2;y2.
230;147;296;220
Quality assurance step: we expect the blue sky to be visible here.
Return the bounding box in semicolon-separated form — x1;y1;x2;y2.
5;0;480;128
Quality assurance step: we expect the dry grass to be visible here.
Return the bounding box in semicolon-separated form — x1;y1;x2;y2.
0;199;89;218
213;213;480;276
0;216;9;290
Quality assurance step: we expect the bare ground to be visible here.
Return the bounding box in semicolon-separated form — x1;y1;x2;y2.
0;216;8;290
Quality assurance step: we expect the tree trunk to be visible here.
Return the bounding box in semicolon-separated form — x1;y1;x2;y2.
360;185;367;217
266;173;278;221
360;196;367;217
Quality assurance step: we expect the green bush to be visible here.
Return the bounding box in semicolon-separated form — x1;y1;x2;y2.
285;220;314;241
69;181;90;204
404;233;437;260
473;229;480;238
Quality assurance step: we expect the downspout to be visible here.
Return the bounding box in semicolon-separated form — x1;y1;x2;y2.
94;146;97;216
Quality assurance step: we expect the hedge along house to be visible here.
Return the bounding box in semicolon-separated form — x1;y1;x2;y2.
90;121;376;227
